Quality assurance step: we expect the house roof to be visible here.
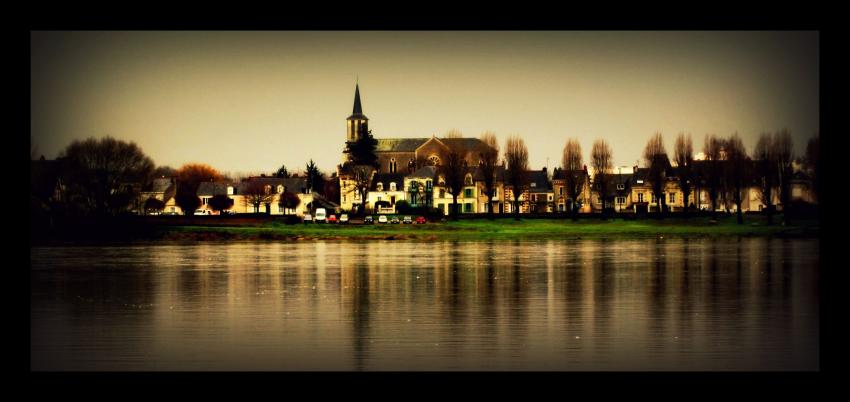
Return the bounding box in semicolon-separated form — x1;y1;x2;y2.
369;173;406;191
527;169;552;193
407;165;438;179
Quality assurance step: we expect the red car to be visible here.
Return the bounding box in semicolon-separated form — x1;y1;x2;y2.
327;215;338;223
415;216;427;224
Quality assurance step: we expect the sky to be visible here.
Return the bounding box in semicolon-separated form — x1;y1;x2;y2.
31;31;819;175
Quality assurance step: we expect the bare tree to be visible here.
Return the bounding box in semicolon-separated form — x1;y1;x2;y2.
703;134;724;220
674;133;694;216
643;132;670;217
591;139;613;217
505;135;529;221
804;133;819;203
773;129;794;224
444;129;464;139
341;164;375;216
59;136;155;216
243;181;274;214
725;133;748;224
562;138;585;220
440;141;469;219
479;131;500;219
753;133;777;225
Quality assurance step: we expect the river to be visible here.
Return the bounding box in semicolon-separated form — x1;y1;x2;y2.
30;238;819;371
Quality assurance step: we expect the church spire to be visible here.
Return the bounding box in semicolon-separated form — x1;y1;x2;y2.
352;82;363;115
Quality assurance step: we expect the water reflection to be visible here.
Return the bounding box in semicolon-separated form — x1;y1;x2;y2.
31;238;819;371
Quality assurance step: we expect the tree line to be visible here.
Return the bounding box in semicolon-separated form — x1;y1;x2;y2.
31;136;342;218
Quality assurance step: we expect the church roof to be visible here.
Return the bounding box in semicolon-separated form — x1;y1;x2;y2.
347;83;368;120
375;138;429;152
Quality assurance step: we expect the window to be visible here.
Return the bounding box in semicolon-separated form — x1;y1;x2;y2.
668;192;676;204
264;185;272;195
465;174;473;186
464;188;473;198
559;187;563;195
279;205;284;213
439;189;445;198
429;155;440;166
530;182;537;188
651;194;657;204
492;188;498;198
617;196;626;204
227;186;234;195
377;183;383;192
277;185;284;194
390;182;397;191
464;203;472;213
617;184;625;190
638;193;644;203
202;198;208;205
426;180;432;190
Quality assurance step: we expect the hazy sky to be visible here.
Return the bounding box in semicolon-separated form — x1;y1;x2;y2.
31;31;819;175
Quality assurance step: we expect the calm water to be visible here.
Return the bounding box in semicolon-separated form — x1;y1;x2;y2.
31;238;819;371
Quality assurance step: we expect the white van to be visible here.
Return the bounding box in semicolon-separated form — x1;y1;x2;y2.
315;208;327;223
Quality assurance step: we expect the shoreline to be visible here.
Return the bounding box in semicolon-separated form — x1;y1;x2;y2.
30;217;820;245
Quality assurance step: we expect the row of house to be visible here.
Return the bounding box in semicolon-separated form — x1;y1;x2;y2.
137;175;337;216
337;160;815;217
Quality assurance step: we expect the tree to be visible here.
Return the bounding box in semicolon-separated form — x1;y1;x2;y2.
591;139;613;217
152;165;177;178
773;129;794;224
643;133;670;217
305;159;325;194
440;141;469;220
175;163;222;214
342;164;375;216
673;133;694;216
344;129;379;168
562;138;585;220
278;190;301;215
59;136;155;216
275;164;290;178
753;133;777;225
143;197;165;215
243;181;274;214
208;194;234;215
703;134;724;220
725;133;748;224
324;171;341;205
804;134;819;203
505;136;529;221
478;131;500;219
444;129;463;138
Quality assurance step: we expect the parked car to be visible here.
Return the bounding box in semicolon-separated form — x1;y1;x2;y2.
315;208;327;223
194;209;209;215
415;216;427;224
378;215;388;224
364;216;374;224
391;216;400;224
328;214;337;223
303;214;313;223
339;214;349;224
402;216;413;224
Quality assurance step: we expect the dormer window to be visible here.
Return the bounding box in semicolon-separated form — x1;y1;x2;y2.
264;185;272;195
277;185;284;194
377;182;383;192
617;184;625;190
227;186;234;195
464;174;473;186
530;182;537;188
390;182;397;191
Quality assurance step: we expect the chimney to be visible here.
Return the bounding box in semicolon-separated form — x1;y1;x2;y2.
633;165;638;173
542;166;547;173
583;164;587;172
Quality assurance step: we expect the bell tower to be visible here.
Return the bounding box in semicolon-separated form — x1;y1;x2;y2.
346;82;369;142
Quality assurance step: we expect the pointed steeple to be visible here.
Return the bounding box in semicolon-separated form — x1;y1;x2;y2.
352;82;363;115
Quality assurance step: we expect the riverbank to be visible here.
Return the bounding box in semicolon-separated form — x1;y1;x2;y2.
149;215;818;242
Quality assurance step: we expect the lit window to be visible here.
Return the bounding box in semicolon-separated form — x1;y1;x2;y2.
390;182;397;191
377;183;383;192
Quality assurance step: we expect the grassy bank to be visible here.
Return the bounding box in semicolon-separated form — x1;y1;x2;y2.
156;215;818;242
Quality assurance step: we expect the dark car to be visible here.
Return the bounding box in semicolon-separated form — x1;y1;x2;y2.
415;216;427;224
364;216;374;224
390;216;400;224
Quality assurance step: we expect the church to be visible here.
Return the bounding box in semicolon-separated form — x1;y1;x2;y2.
341;83;493;174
